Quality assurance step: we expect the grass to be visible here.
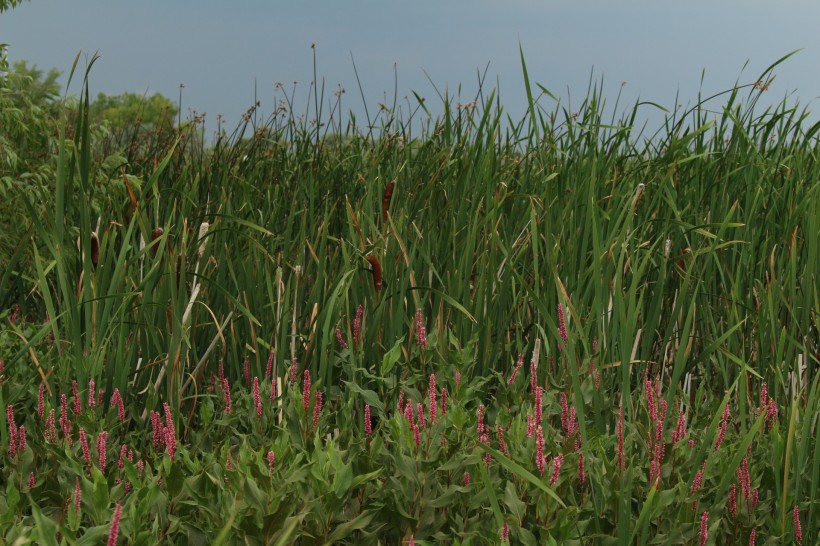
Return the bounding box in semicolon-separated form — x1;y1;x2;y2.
0;51;817;544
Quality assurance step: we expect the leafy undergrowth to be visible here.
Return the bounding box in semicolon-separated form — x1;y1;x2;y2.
0;322;813;544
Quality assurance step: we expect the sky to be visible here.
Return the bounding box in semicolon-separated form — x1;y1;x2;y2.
3;1;820;137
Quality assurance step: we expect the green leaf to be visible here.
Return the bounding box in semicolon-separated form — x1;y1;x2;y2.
381;335;405;375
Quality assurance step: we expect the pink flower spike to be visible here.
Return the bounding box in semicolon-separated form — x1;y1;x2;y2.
80;428;91;467
88;378;95;409
508;352;524;385
501;521;509;543
415;308;428;349
557;303;568;349
97;431;108;473
497;424;508;456
107;501;122;546
267;450;275;473
73;477;81;515
163;402;177;461
793;505;802;545
417;403;426;429
37;384;45;419
749;528;756;546
412;423;420;448
353;304;363;346
118;443;127;470
72;380;81;416
222;377;232;416
440;388;447;416
535;387;543;426
265;349;274;379
455;369;461;388
364;404;372;439
18;425;26;454
536;425;546;476
429;374;437;422
463;471;470;486
302;370;311;415
699;511;708;546
27;471;34;489
253;376;262;418
312;390;322;429
550;454;564;486
335;326;348;349
7;405;17;459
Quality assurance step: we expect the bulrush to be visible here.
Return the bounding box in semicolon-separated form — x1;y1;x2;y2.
415;308;428;349
429;374;437;422
163;403;177;461
302;370;311;415
335;327;348;349
72;380;81;416
312;391;323;429
536;425;546;477
557;303;568;349
37;384;44;419
550;454;564;486
6;405;17;458
699;511;708;546
97;431;109;472
793;505;802;545
508;352;524;385
253;376;262;418
80;428;91;467
107;501;122;546
110;388;125;423
714;403;730;452
265;349;274;380
364;404;372;440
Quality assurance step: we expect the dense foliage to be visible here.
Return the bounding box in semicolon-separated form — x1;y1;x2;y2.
0;52;818;544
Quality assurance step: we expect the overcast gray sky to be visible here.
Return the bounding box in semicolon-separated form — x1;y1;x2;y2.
3;1;819;136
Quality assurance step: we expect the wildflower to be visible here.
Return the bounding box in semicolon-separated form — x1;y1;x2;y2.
765;398;778;429
417;403;426;428
37;384;45;419
412;424;420;448
557;303;568;349
364;404;372;439
110;388;125;423
534;387;543;426
312;391;322;429
136;460;144;479
560;392;569;433
429;374;437;422
567;407;577;438
163;403;177;461
497;425;508;456
267;450;275;473
397;391;405;413
97;388;104;408
253;376;262;418
751;488;759;510
302;370;311;415
527;413;534;438
80;428;91;467
501;522;509;543
671;407;687;444
644;378;657;423
463;471;470;486
88;378;95;409
27;472;34;489
793;505;802;545
530;338;541;392
403;401;414;424
107;501;122;546
265;349;274;379
714;403;730;452
749;528;756;546
536;425;546;477
455;369;461;388
550;454;564;486
222;377;232;416
290;358;298;384
97;431;108;473
699;511;708;546
7;405;17;458
408;536;415;546
353;304;363;345
72;380;82;416
335;326;348;349
477;404;485;438
759;382;768;413
415;308;428;349
17;425;26;454
508;352;524;385
270;374;277;401
692;461;706;511
728;483;737;519
73;477;81;515
118;444;127;470
44;409;57;442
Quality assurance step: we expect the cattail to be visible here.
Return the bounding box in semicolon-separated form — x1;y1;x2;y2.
508;352;524;385
88;378;96;409
6;404;17;458
110;388;125;423
37;384;45;419
415;308;427;349
90;231;100;269
197;221;210;258
366;255;382;295
253;376;262;417
80;428;91;467
549;454;564;486
312;391;322;429
243;356;251;385
302;370;311;415
72;380;81;416
382;180;395;224
364;404;372;439
557;303;568;349
793;505;802;545
497;425;508;456
440;388;447;416
265;349;274;380
107;501;122;546
429;374;437;422
267;450;275;473
353;304;363;345
335;327;348;349
699;511;708;546
617;405;624;471
463;471;470;486
97;431;108;473
163;403;176;461
536;425;546;476
222;377;232;416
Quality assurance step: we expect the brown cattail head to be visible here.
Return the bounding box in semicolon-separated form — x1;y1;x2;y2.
366;255;382;295
90;232;99;269
151;227;164;257
382;180;395;224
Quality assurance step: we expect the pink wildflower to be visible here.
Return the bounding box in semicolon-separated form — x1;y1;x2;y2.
336;326;348;349
429;374;437;422
415;308;428;349
265;349;274;379
508;352;524;385
290;358;298;384
455;369;461;388
302;370;311;415
403;400;414;424
497;424;508;456
714;403;730;452
136;460;144;479
759;382;768;413
72;380;81;416
536;425;546;477
27;471;34;489
88;378;95;409
463;471;470;486
267;450;275;472
752;488;759;510
253;376;262;418
560;392;569;433
73;477;81;514
364;404;372;439
728;483;737;519
534;387;543;426
44;409;56;442
793;505;802;545
17;425;26;454
37;384;44;419
501;522;509;543
749;528;756;546
118;443;127;470
80;428;91;467
163;402;177;461
412;424;420;448
353;304;363;345
699;511;708;546
312;391;322;429
550;454;564;486
417;403;426;428
110;388;125;423
6;405;17;458
527;413;534;438
672;407;687;444
107;502;122;546
222;377;232;416
766;398;778;429
557;303;568;349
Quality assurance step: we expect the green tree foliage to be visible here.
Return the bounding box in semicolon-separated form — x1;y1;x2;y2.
89;91;178;130
0;0;29;13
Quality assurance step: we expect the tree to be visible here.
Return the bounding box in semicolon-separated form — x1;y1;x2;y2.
89;91;178;130
0;0;29;13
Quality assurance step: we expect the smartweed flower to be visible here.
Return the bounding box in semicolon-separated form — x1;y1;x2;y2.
17;425;26;454
353;304;363;345
728;484;737;519
501;522;509;543
536;426;546;476
364;404;372;440
253;376;262;418
137;460;145;479
80;428;91;467
110;388;125;423
748;528;756;546
6;405;17;458
73;478;81;515
714;403;730;452
508;352;524;385
72;380;81;416
440;388;447;416
415;308;428;349
97;431;108;472
88;378;95;409
412;423;420;448
222;377;232;416
534;387;543;426
527;413;534;438
793;505;802;545
463;471;470;486
267;450;275;473
560;392;569;433
163;403;177;461
37;384;44;419
118;444;127;470
497;425;508;456
312;391;323;429
557;303;568;349
416;403;426;428
302;370;311;415
429;374;437;422
455;369;461;389
44;409;57;443
27;472;34;489
335;327;348;349
107;501;122;546
699;511;708;546
265;349;274;379
550;454;564;486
